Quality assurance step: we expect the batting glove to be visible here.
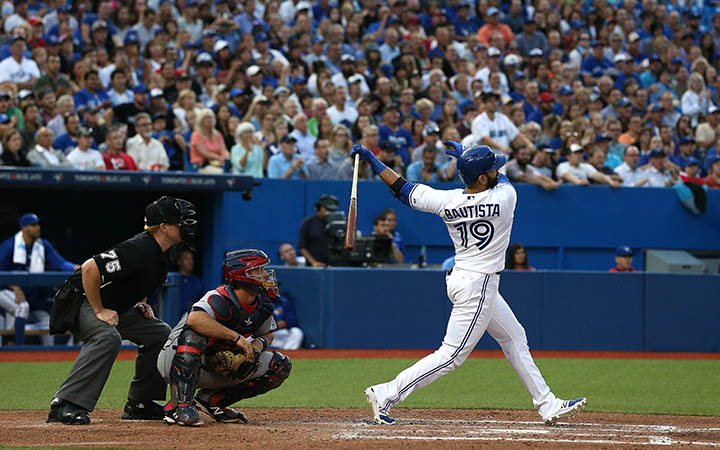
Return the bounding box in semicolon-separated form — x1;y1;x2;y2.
443;141;465;159
351;144;374;161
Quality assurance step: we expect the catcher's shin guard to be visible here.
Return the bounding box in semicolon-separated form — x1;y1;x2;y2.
169;328;207;406
214;351;292;407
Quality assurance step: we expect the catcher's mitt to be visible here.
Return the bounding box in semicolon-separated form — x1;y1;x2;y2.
207;346;261;382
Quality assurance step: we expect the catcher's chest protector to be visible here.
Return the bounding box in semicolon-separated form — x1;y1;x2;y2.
207;286;265;338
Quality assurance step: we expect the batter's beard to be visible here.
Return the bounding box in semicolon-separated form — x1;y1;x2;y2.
487;173;499;189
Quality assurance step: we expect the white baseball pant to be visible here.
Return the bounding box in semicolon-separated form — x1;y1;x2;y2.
369;268;563;419
271;327;304;350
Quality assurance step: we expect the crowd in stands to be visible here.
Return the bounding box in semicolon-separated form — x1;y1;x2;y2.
1;0;720;188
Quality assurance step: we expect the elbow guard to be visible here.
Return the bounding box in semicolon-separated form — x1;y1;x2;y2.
389;178;417;207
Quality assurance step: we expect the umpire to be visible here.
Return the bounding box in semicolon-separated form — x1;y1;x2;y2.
47;196;198;425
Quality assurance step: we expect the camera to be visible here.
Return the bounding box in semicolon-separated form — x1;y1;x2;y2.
325;212;393;267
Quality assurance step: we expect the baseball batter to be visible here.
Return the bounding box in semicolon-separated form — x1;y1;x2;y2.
350;142;587;426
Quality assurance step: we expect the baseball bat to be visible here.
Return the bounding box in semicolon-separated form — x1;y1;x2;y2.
345;153;360;250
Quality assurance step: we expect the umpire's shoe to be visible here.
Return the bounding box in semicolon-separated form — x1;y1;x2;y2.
121;399;165;420
47;398;91;425
196;397;248;423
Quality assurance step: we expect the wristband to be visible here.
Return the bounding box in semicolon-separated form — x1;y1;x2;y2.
233;334;242;345
367;153;389;175
257;336;269;352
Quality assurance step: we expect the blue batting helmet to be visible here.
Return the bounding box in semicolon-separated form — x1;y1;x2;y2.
456;145;507;185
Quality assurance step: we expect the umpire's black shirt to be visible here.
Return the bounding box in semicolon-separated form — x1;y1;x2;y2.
298;215;328;265
90;232;171;313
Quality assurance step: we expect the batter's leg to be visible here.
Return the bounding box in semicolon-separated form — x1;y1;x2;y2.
369;273;497;416
485;292;560;419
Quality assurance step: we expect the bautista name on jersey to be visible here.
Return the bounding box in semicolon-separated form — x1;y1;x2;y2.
443;204;500;220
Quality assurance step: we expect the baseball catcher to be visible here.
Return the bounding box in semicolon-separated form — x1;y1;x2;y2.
157;249;292;426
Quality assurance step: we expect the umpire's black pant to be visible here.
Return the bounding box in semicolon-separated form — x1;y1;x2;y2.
53;300;171;411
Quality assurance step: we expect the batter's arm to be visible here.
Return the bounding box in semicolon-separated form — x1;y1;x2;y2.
351;144;418;206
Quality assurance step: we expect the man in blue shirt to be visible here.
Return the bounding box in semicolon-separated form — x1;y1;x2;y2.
0;214;78;345
581;41;613;79
379;103;414;165
267;135;309;179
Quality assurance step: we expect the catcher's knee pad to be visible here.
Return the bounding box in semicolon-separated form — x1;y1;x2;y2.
214;352;292;407
169;328;207;403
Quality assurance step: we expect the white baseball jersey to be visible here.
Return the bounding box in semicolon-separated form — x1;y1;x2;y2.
471;112;519;149
408;180;516;274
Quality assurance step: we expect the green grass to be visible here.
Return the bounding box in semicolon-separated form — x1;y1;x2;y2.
2;358;719;416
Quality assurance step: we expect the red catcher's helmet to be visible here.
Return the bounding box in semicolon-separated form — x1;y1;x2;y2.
222;249;278;297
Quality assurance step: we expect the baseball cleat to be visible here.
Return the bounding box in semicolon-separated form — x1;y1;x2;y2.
364;387;395;425
196;397;248;423
543;397;587;426
164;402;204;426
121;399;165;420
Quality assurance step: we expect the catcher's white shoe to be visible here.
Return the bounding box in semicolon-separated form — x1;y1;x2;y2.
364;387;395;425
543;397;587;426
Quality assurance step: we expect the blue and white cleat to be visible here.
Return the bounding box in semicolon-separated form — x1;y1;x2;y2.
364;387;396;425
543;397;587;426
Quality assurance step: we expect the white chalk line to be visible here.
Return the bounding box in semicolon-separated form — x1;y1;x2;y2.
332;432;720;447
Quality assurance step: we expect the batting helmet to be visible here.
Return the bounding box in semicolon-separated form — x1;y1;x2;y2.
222;249;279;297
456;145;507;185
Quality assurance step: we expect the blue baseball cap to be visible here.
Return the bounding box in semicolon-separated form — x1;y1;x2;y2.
124;31;139;45
0;114;10;124
649;53;661;62
229;88;243;98
650;103;663;112
679;136;695;145
290;76;306;85
615;246;632;257
570;20;583;29
134;83;148;94
428;47;444;59
683;156;700;167
19;213;40;227
595;133;612;143
649;148;665;158
186;0;197;6
617;97;631;107
486;6;500;16
254;33;269;42
57;4;71;13
558;85;573;96
513;70;526;80
671;56;683;65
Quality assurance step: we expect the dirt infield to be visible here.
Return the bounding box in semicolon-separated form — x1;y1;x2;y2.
2;409;719;449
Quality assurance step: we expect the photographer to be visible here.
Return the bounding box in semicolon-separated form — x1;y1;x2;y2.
298;194;338;267
371;215;404;264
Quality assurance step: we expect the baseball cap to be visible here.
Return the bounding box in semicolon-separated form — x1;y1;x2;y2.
150;88;164;98
529;47;543;57
569;143;584;152
628;32;641;43
79;126;93;136
348;74;363;85
486;6;499;16
513;70;526;80
428;48;445;59
540;145;556;153
229;88;244;98
341;54;356;63
92;19;108;31
254;33;269;42
617;97;631;107
28;16;41;26
280;134;297;143
650;103;663;112
145;197;183;226
482;91;500;101
0;91;11;100
274;86;290;96
19;213;40;228
487;47;501;57
382;103;399;113
614;53;628;63
152;113;165;122
683;156;700;167
57;4;71;13
17;89;33;100
295;0;312;11
213;40;229;53
366;42;379;52
649;148;665;158
539;92;553;102
570;20;583;29
615;246;632;257
504;54;521;66
202;29;217;38
246;65;261;76
0;114;10;124
595;133;612;143
558;85;573;96
134;83;149;94
592;40;606;48
671;56;684;65
290;76;306;85
649;53;661;62
422;123;440;136
680;136;695;145
311;35;324;45
196;53;214;65
709;104;720;114
124;32;139;45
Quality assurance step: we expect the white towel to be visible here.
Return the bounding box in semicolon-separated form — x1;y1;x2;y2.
12;231;45;273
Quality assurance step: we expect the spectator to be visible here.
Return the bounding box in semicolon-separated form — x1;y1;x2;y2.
505;243;534;271
52;113;83;154
306;139;338;180
103;125;138;171
371;214;404;264
290;112;317;159
588;149;623;184
532;145;557;179
47;95;74;139
278;243;306;266
26;127;72;168
406;147;446;182
556;144;621;187
471;91;535;156
270;293;304;350
126;113;169;171
378;103;414;166
380;208;405;260
176;248;203;316
615;146;648;187
230;122;264;178
0;213;79;345
338;126;375;180
328;125;352;167
478;7;513;47
151;114;184;171
705;158;720;188
268;135;308;179
106;70;134;107
298;194;338;267
681;73;710;127
66;127;105;171
610;246;635;272
644;148;679;187
412;123;446;165
0;129;31;167
506;147;559;191
190;108;230;173
0;36;40;89
679;158;705;184
376;141;406;179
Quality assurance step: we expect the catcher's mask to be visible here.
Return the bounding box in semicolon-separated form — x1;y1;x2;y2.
145;196;198;248
222;249;279;297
